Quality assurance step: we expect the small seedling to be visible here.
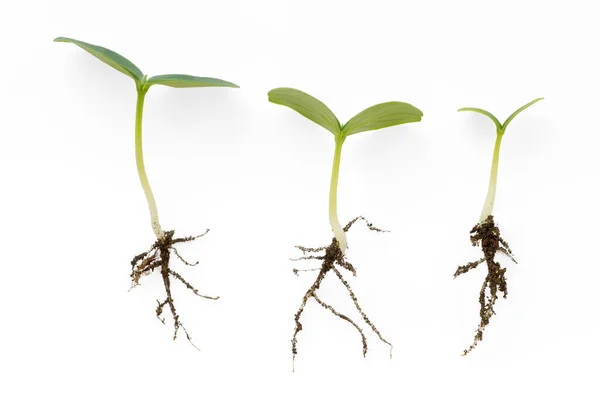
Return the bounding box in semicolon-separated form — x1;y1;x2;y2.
268;87;422;366
55;37;239;347
455;98;543;355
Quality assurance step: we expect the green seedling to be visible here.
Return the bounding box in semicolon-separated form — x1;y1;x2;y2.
268;87;422;365
55;37;238;347
455;98;543;355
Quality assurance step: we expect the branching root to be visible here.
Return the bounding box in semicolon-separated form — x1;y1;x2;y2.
291;216;392;365
454;215;517;355
130;229;218;349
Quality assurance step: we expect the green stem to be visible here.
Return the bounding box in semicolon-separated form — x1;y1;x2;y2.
480;131;504;223
329;136;346;253
135;86;164;239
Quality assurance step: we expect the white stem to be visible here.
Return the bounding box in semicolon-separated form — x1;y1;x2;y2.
329;137;347;253
479;132;503;223
135;89;164;239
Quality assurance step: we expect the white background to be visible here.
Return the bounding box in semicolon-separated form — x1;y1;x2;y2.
1;0;599;398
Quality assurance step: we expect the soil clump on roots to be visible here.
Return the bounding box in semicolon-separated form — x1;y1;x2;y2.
291;216;392;367
130;229;219;348
454;215;517;355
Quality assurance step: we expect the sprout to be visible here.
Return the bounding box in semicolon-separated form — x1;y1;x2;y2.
55;37;238;347
269;88;422;253
455;98;544;355
269;87;422;366
459;98;544;223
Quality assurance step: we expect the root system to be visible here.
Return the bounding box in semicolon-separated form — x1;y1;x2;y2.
130;229;219;348
454;215;517;355
291;216;392;366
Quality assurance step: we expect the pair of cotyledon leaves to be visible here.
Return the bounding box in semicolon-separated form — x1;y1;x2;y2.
54;37;239;90
55;37;423;138
268;89;422;138
458;97;544;134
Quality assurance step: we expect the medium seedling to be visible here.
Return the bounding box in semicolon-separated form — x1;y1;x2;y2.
56;37;239;347
268;87;422;366
455;97;543;355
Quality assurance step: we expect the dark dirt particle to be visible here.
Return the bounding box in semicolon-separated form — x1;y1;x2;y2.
130;229;218;349
454;215;517;355
291;216;392;368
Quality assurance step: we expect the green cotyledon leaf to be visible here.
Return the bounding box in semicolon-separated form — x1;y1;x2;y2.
342;102;423;136
457;107;502;132
268;88;341;136
501;98;544;132
54;37;144;82
146;74;239;89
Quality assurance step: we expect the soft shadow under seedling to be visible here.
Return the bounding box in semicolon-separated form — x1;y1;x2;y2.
455;98;543;355
55;37;239;348
268;87;422;367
